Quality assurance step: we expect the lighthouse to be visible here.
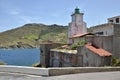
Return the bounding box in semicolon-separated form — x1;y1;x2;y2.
68;7;87;44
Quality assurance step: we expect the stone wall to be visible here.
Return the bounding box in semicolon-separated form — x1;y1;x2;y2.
50;50;78;67
50;45;111;67
40;42;61;67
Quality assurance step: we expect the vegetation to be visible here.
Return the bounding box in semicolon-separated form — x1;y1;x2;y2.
0;61;6;65
0;23;68;48
71;40;87;50
111;57;120;66
32;63;41;67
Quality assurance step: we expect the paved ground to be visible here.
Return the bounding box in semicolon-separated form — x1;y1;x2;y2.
0;71;120;80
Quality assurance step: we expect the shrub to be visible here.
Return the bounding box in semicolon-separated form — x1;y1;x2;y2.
32;63;41;67
71;40;86;50
0;61;6;65
111;57;120;66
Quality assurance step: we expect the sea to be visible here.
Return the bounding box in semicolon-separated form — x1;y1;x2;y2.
0;48;40;66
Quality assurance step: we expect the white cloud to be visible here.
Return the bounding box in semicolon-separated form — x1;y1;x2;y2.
51;13;60;18
18;15;42;23
0;0;42;24
9;10;20;15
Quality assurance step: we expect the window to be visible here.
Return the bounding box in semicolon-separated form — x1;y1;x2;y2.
96;32;103;35
72;16;75;21
109;20;113;23
116;18;119;23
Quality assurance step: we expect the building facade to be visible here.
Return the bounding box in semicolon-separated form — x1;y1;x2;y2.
90;16;120;36
108;16;120;24
68;7;87;44
91;23;120;36
49;43;112;67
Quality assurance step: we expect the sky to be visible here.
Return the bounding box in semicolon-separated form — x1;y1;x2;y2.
0;0;120;32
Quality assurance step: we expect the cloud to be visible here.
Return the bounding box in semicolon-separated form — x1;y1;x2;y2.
0;0;42;24
9;10;20;15
18;15;42;23
51;13;60;18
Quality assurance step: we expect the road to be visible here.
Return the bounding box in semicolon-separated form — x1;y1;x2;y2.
0;71;120;80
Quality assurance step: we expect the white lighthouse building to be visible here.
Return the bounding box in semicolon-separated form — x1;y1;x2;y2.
68;7;87;44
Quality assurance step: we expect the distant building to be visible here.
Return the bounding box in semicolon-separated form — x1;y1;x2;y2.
91;24;120;36
88;16;120;58
90;16;120;36
68;7;87;44
108;16;120;24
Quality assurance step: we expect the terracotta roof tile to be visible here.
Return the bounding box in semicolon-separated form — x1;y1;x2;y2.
85;43;112;57
70;33;94;38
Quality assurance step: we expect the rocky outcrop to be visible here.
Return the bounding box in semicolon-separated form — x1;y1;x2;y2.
0;42;36;49
9;43;35;49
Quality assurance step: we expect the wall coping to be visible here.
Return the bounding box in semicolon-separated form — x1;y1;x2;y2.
0;65;120;76
50;49;77;54
0;65;49;76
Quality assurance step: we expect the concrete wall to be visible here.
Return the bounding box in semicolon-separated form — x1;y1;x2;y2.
40;43;61;67
77;46;111;67
85;36;120;59
85;36;113;54
91;23;114;36
108;16;120;24
48;67;120;76
90;23;120;37
114;24;120;36
0;65;48;76
50;50;78;67
50;45;111;67
113;37;120;58
0;65;120;76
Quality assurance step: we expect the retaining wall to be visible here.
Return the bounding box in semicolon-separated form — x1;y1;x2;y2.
0;65;48;76
0;65;120;76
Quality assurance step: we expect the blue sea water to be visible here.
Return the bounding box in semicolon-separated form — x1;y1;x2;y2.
0;48;40;66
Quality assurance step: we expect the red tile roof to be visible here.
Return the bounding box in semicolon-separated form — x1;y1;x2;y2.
70;33;94;38
85;43;112;57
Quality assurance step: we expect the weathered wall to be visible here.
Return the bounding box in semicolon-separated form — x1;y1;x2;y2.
40;43;61;67
48;67;120;76
68;10;87;44
50;45;111;67
91;23;114;36
50;50;78;67
0;65;120;76
113;37;120;58
85;36;113;54
77;46;111;67
114;24;120;36
85;36;120;59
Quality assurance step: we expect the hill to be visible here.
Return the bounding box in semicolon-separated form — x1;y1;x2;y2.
0;23;68;48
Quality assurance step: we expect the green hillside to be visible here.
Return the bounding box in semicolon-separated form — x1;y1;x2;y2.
0;23;68;48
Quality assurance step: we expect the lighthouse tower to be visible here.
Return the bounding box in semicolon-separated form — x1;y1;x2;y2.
68;7;87;44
